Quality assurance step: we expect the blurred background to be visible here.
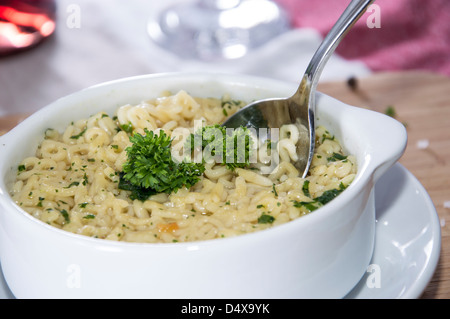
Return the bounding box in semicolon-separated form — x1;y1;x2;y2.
0;0;449;116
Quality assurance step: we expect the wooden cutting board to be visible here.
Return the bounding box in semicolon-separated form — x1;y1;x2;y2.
1;71;449;298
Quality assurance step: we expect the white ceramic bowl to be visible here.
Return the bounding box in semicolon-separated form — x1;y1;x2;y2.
0;73;407;298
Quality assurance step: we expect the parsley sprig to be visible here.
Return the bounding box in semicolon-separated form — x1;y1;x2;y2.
187;124;254;171
119;129;205;201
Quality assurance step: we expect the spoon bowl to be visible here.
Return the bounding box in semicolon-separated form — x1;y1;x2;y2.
223;0;375;177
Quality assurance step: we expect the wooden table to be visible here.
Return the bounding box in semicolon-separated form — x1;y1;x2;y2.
1;71;449;298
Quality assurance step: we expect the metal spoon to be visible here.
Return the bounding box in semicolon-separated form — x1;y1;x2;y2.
223;0;375;177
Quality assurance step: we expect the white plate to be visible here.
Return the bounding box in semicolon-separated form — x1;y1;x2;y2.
345;163;441;299
0;163;441;299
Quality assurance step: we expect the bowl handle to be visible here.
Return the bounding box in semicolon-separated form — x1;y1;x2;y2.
369;115;408;184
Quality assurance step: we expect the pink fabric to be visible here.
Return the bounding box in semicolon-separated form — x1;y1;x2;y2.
275;0;450;76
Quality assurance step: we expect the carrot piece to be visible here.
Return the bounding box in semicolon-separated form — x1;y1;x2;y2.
157;222;179;233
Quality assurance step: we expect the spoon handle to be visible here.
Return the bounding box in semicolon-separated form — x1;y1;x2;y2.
300;0;375;96
292;0;374;178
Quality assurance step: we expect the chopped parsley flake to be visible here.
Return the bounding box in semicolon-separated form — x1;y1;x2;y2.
258;213;275;224
120;122;134;133
79;202;89;208
293;183;347;212
272;184;278;197
327;152;347;162
59;209;70;223
302;180;310;197
385;105;396;118
70;127;87;139
65;181;80;188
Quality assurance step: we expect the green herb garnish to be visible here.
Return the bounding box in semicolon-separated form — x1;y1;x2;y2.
302;180;310;197
37;197;45;207
385;105;396;118
186;124;254;171
120;122;134;133
258;213;275;224
221;99;244;109
59;209;70;223
272;184;278;197
327;152;347;162
82;173;88;186
64;181;80;188
321;130;335;143
119;129;205;201
314;183;346;205
293;201;319;212
293;183;347;212
79;202;89;208
70;127;87;139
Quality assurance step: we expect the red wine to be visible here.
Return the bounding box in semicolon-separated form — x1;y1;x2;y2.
0;0;56;55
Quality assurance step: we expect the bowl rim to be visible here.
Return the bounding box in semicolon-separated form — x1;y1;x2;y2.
0;72;406;250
